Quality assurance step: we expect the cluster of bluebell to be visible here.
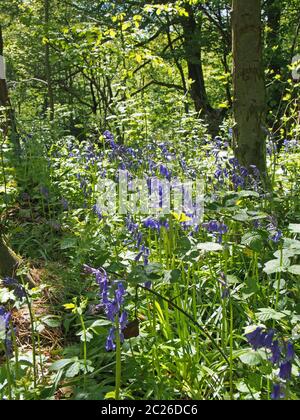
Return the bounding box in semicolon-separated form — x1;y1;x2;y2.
92;203;102;220
143;217;169;231
83;265;128;352
125;216;150;266
246;327;295;399
0;306;13;356
202;220;228;243
210;140;261;191
283;139;299;153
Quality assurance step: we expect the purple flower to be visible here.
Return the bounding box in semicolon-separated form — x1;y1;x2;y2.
92;204;102;220
271;384;285;400
286;342;295;362
0;307;13;356
262;330;275;349
105;327;116;352
119;311;128;330
270;340;281;365
270;230;282;243
159;164;171;180
279;361;292;380
245;327;265;350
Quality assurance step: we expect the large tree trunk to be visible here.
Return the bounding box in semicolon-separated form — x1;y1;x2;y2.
232;0;267;176
0;26;27;281
0;26;20;154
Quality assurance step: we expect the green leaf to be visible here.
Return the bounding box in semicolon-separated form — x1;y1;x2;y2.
128;265;148;284
288;265;300;275
41;316;61;328
163;269;181;284
60;236;77;249
239;349;263;366
256;307;287;322
241;232;263;252
289;224;300;234
65;361;81;378
144;263;163;279
263;257;290;274
89;319;111;329
197;242;223;252
49;358;74;371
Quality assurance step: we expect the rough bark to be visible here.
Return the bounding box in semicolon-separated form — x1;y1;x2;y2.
181;6;225;136
265;0;283;136
0;27;32;283
44;0;55;120
181;7;212;116
232;0;267;176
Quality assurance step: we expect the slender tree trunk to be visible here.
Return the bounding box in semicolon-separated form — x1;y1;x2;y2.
181;6;225;135
44;0;54;120
181;7;212;116
265;0;283;137
232;0;267;176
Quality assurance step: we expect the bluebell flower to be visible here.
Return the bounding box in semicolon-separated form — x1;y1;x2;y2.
245;327;265;350
0;307;13;356
286;342;295;362
159;164;171;180
92;204;102;220
262;330;275;349
106;327;116;352
270;230;282;243
271;384;285;400
270;340;281;365
279;360;292;380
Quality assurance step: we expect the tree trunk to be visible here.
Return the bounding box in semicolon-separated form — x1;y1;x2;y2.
0;26;31;283
181;7;212;116
265;0;284;137
0;25;20;154
44;0;54;120
181;6;225;136
232;0;267;176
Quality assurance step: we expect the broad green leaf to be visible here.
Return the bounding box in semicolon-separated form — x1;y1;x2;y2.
239;349;263;366
241;232;263;252
289;224;300;233
263;257;290;274
288;265;300;275
256;307;287;322
65;361;81;378
197;242;223;252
